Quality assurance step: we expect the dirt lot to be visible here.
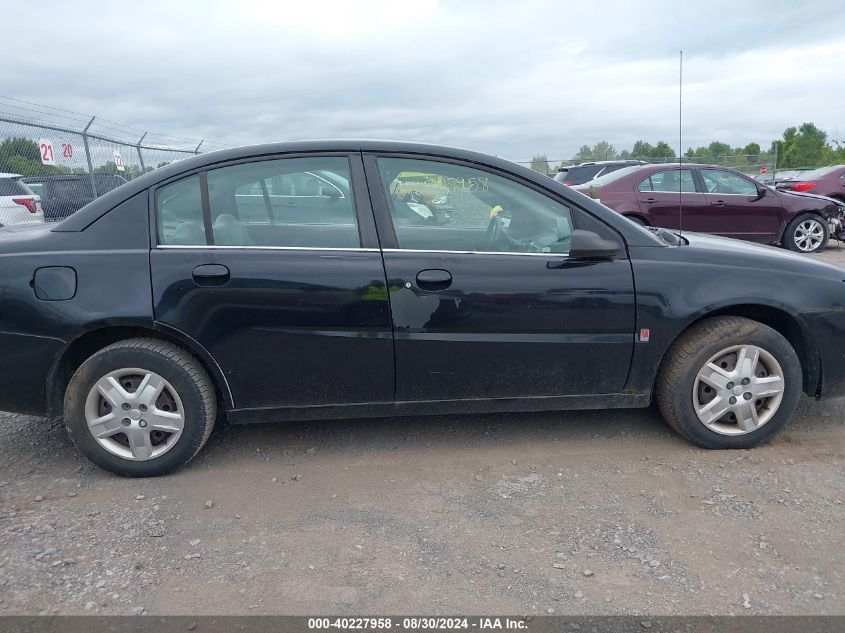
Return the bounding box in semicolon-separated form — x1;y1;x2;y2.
1;247;844;616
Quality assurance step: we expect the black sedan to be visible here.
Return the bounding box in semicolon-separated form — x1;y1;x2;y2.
1;141;844;477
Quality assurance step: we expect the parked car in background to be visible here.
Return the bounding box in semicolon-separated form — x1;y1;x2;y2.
2;141;845;476
554;160;646;186
776;165;845;201
575;163;845;252
0;173;44;226
754;170;804;186
22;174;126;221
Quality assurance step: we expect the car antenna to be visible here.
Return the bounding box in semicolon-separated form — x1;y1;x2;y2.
678;50;684;245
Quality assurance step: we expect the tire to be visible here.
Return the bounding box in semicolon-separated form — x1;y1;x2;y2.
655;317;802;449
63;338;216;477
626;215;648;226
783;214;828;253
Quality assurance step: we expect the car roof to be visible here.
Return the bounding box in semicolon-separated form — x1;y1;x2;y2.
574;160;646;166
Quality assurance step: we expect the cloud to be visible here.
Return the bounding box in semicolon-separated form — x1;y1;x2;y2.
2;0;844;161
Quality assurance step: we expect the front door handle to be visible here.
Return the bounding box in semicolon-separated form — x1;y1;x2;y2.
415;269;452;291
713;200;726;207
192;264;230;285
642;198;656;204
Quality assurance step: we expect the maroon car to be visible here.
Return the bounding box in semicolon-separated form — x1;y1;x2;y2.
574;163;845;253
777;165;845;200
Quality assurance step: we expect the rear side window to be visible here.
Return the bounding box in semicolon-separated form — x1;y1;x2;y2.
156;175;205;245
54;179;95;201
155;157;360;249
0;178;32;196
25;182;44;197
638;169;696;192
206;156;359;248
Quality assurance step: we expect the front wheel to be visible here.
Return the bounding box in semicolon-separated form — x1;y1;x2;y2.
63;338;217;477
783;214;828;253
655;317;802;449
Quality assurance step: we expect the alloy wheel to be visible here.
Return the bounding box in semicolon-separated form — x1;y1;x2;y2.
692;344;785;436
793;218;825;252
84;368;185;461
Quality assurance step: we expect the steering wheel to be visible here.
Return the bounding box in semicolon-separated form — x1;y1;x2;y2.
484;213;506;251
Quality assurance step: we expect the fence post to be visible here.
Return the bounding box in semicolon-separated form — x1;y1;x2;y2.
136;132;147;173
194;140;203;155
82;116;97;197
772;144;778;183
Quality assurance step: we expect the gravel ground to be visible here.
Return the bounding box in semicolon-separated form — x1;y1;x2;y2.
0;246;844;616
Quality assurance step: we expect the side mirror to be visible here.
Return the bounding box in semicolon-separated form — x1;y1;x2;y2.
568;229;620;260
755;185;768;199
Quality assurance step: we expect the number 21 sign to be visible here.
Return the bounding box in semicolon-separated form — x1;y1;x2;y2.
39;139;56;166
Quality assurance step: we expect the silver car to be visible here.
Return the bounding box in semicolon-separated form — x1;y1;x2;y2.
0;173;44;226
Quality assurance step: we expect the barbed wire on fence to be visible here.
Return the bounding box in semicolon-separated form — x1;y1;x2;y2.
0;97;231;222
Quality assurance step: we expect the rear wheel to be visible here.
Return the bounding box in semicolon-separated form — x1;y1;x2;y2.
655;317;802;449
63;338;216;477
783;214;828;253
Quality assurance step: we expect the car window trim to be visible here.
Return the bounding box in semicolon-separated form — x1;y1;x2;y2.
199;171;215;246
258;178;275;224
363;151;628;256
149;152;377;250
381;247;569;258
155;244;379;252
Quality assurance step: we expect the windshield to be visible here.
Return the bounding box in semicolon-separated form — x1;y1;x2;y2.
795;165;843;180
584;165;645;187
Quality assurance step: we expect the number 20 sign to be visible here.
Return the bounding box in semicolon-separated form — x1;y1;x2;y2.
39;139;56;166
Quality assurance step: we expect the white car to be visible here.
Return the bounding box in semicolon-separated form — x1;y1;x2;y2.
0;173;44;226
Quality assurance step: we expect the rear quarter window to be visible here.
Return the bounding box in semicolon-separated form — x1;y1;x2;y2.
0;179;32;196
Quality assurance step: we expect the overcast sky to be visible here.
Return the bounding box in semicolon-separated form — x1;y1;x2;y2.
4;0;845;162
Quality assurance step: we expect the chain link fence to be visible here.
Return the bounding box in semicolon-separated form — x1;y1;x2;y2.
0;97;229;222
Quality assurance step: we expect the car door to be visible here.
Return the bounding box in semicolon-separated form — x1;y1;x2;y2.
149;153;394;411
634;168;711;231
699;168;783;242
364;154;636;402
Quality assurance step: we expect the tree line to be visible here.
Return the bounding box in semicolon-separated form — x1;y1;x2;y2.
529;122;845;173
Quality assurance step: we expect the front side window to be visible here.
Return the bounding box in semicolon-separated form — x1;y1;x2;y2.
701;169;758;195
377;158;575;254
638;169;696;193
207;156;358;248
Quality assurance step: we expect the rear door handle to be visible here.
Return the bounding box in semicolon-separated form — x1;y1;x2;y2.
415;269;452;290
642;198;656;204
713;200;726;207
192;264;230;285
